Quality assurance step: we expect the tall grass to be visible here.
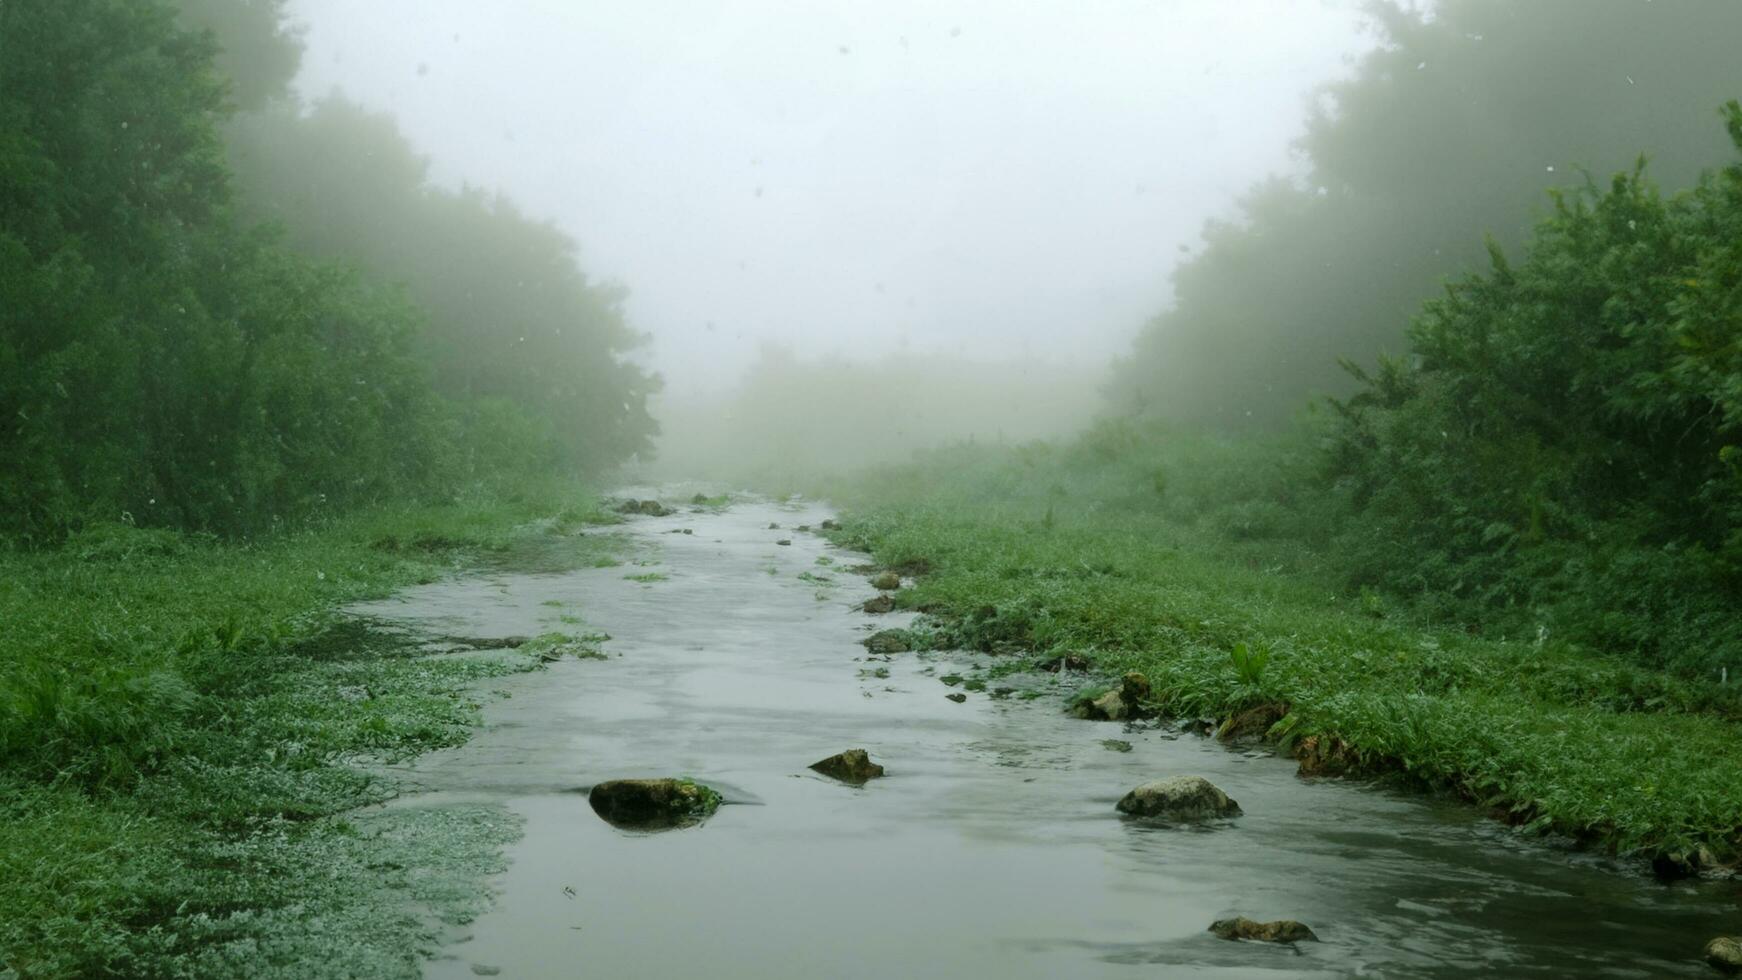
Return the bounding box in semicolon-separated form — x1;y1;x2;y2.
825;449;1742;865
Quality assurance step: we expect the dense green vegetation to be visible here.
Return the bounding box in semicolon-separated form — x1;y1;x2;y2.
0;2;648;974
837;109;1742;684
1323;114;1742;677
0;0;655;542
225;99;659;475
827;441;1742;865
0;485;620;976
823;108;1742;864
1108;0;1742;428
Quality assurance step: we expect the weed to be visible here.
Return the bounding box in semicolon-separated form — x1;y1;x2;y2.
1229;642;1271;686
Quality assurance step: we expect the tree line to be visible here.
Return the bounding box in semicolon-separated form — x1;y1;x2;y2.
0;0;657;542
1100;0;1742;675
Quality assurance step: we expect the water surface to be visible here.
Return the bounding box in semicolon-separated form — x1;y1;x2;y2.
354;492;1737;978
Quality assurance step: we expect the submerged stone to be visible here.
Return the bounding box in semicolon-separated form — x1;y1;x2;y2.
809;748;885;784
862;594;895;614
588;778;721;830
1707;937;1742;973
864;629;912;654
1116;775;1241;821
1209;917;1318;944
946;692;967;703
869;571;902;591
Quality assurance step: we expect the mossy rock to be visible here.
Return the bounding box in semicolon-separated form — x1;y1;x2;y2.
1209;917;1318;943
588;778;721;830
1706;937;1742;973
1218;702;1288;742
809;749;885;784
1116;775;1240;821
864;629;913;654
1070;672;1152;721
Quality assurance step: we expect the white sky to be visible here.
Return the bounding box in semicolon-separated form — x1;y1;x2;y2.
286;0;1372;395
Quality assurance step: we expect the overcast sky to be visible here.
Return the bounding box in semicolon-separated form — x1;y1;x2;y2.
286;0;1372;395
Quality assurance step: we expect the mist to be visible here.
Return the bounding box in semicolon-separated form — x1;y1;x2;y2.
9;1;1742;975
282;0;1367;404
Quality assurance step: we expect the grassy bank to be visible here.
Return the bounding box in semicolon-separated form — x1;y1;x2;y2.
823;448;1742;870
0;484;620;978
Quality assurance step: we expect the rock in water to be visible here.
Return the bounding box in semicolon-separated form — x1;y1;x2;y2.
862;594;895;614
864;629;912;654
1209;917;1318;943
946;692;967;703
1088;688;1130;720
820;519;840;531
809;749;885;784
1120;671;1152;703
588;778;721;830
1708;937;1742;973
1219;702;1288;741
869;571;902;591
1116;775;1241;821
1070;671;1153;721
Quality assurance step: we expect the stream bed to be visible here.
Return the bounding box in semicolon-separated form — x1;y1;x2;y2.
353;491;1737;978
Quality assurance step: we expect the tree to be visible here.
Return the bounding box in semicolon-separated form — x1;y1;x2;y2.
1109;0;1742;429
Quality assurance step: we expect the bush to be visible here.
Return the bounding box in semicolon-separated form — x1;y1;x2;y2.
1324;106;1742;674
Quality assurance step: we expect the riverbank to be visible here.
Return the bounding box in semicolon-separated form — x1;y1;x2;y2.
0;484;620;978
822;459;1742;872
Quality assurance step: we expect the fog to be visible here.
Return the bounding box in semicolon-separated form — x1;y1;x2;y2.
283;0;1369;463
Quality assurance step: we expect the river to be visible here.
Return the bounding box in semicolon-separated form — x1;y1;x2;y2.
351;490;1736;978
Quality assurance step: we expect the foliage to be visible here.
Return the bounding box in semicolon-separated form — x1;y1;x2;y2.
1324;106;1742;676
826;461;1742;863
225;98;661;475
1108;0;1742;428
0;484;616;976
1229;642;1270;686
0;0;654;542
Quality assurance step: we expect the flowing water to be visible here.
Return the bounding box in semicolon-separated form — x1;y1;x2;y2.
353;491;1737;978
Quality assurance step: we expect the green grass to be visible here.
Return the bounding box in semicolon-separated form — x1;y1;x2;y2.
0;482;619;977
824;455;1742;868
